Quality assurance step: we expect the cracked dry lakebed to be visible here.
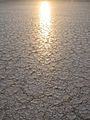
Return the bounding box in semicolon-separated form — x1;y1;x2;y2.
0;1;90;120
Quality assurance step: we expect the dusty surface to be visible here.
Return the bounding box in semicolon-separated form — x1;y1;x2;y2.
0;1;90;120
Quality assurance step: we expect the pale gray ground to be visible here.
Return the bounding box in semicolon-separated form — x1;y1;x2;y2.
0;1;90;120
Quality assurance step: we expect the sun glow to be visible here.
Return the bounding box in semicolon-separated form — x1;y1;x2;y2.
40;1;51;39
40;1;50;15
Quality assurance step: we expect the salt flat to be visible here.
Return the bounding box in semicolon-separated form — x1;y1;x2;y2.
0;1;90;120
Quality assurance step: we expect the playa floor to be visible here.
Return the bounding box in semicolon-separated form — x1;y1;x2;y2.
0;1;90;120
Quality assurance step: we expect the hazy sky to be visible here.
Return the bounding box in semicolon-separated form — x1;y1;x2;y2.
0;0;90;1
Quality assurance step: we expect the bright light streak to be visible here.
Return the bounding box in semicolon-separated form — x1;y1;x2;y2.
40;1;51;39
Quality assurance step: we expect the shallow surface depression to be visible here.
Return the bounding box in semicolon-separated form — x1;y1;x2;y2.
0;1;90;120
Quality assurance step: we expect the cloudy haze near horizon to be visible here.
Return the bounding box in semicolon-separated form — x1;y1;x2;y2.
0;0;90;2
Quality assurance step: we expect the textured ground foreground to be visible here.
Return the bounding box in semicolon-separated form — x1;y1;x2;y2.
0;1;90;120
